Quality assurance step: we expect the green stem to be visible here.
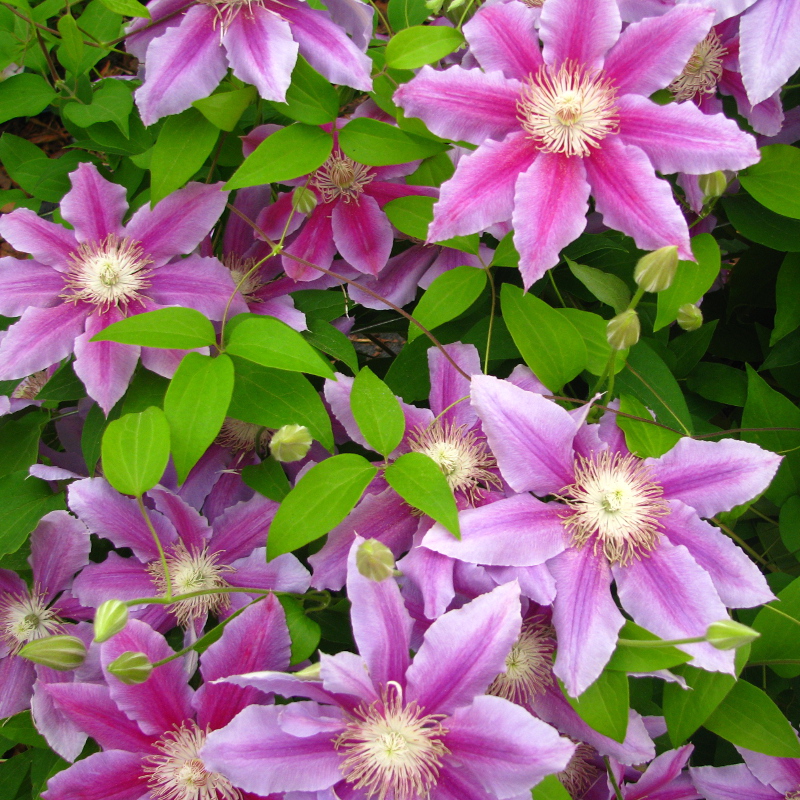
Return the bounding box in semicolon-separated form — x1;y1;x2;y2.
124;586;298;607
548;269;567;308
712;517;775;571
605;757;625;800
366;0;393;35
482;259;496;374
136;495;171;600
748;659;800;666
617;635;706;648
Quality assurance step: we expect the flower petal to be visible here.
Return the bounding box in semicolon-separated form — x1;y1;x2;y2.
30;511;90;601
690;764;783;800
0;258;65;316
0;655;35;719
319;650;378;703
539;0;621;70
0;208;76;268
72;553;157;609
428;342;482;428
227;549;311;594
209;494;278;562
60;163;127;243
282;203;336;281
397;540;455;620
738;746;800;794
41;750;146;800
331;194;393;277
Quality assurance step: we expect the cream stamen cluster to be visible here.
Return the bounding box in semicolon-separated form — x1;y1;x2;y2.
62;233;152;310
223;254;263;303
0;588;63;655
560;451;668;566
312;152;374;204
669;32;726;102
200;0;263;37
558;743;600;798
143;721;241;800
334;683;449;800
11;370;50;401
518;61;619;157
488;616;555;704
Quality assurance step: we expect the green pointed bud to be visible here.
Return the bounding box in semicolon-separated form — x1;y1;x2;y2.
292;186;318;215
19;635;87;671
606;309;640;351
698;171;728;202
269;424;313;463
705;619;760;650
677;303;703;331
107;651;153;685
634;246;679;293
425;0;444;11
294;662;322;680
93;600;129;643
356;538;396;582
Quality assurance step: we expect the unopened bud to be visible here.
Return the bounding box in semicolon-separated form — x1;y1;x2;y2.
269;424;312;463
294;662;322;680
19;635;87;671
93;600;129;643
705;619;760;650
606;309;640;351
292;186;318;215
698;171;728;202
634;246;679;293
107;651;153;685
677;303;703;331
356;538;397;582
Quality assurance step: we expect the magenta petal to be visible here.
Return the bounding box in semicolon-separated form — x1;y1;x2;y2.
649;436;782;519
471;375;576;494
224;7;297;102
585;138;692;259
435;763;500;800
220;669;340;705
150;486;210;550
0;258;66;316
738;747;800;794
134;5;228;126
626;744;694;800
394;65;523;145
209;494;278;562
30;511;90;600
690;764;783;800
428;343;482;428
331;194;393;277
319;650;379;703
397;542;455;620
463;1;543;80
0;208;76;268
613;541;734;675
282;204;336;281
512;151;590;290
604;6;714;96
60;163;127;243
31;674;88;763
41;750;146;800
445;695;574;797
71;553;156;610
539;0;621;70
406;581;522;715
227;549;311;594
0;303;88;381
0;655;35;718
429;131;537;242
549;546;625;697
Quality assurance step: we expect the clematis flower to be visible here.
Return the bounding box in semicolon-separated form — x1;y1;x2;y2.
200;540;576;799
0;163;244;413
126;0;373;126
41;597;291;800
394;0;759;288
603;745;702;800
423;377;781;696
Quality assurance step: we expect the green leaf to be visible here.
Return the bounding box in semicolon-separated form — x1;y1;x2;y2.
654;234;720;330
385;25;465;69
501;283;587;392
778;497;800;565
228;358;334;451
491;231;519;268
91;308;216;349
618;394;681;458
292;289;346;322
556;307;627;376
384;195;478;252
82;402;120;477
302;318;359;374
408;266;486;342
762;327;800;371
278;595;322;664
751;576;800;678
722;193;800;251
0;411;47;478
772;253;800;345
164;354;233;484
686;363;747;406
270;57;340;124
150;108;219;204
101;406;171;496
98;0;150;16
63;79;133;136
668;320;718;379
226;315;335;378
36;362;85;402
242;457;291;502
607;620;692;672
121;368;169;415
267;454;377;559
566;258;630;313
704;679;800;757
56;13;84;74
350;367;406;457
385;452;460;537
339;118;448;167
387;0;429;30
226;123;333;190
0;711;48;749
0;471;65;558
406;150;455;187
193;85;256;132
532;774;571;800
739;145;800;219
563;669;629;743
0;73;56;125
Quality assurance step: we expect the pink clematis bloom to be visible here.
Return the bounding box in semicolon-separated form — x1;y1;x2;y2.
394;0;760;289
0;163;245;414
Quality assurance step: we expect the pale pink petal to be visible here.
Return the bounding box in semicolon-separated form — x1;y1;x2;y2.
0;655;35;718
0;257;64;315
227;549;311;594
60;163;127;243
331;194;393;277
139;343;210;379
690;764;783;800
720;71;784;138
428;342;482;428
71;553;157;608
150;486;210;550
41;750;146;800
738;747;800;794
30;511;90;600
397;541;455;620
0;208;76;268
539;0;621;69
626;744;694;800
319;651;378;703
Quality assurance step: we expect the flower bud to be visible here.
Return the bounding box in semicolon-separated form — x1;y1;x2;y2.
698;171;728;202
356;539;397;582
677;303;703;331
294;662;322;680
93;600;129;643
634;246;679;293
19;635;87;671
705;619;760;650
269;424;313;463
606;309;640;351
292;186;318;215
107;651;153;685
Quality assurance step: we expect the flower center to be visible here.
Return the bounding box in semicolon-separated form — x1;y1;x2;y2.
199;0;262;36
143;721;241;800
334;683;450;800
215;417;269;456
311;152;374;204
669;32;726;102
408;420;501;504
147;543;233;626
223;255;263;303
488;616;555;704
521;0;545;7
558;743;600;798
62;233;152;310
0;588;63;655
518;61;619;157
11;370;50;401
560;451;668;566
